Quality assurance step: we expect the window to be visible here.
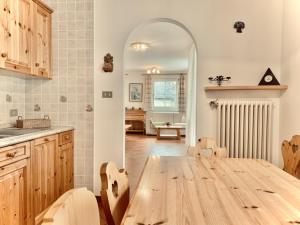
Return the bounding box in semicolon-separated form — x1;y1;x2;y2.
152;79;179;112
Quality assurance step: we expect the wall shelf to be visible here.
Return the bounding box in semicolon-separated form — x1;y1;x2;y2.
205;85;288;91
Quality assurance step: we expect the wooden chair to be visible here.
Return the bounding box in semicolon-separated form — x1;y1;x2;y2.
213;147;228;158
188;137;217;157
282;135;300;178
40;188;100;225
100;162;130;225
188;138;228;159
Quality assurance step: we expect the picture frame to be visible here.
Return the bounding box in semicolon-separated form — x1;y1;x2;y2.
129;83;143;102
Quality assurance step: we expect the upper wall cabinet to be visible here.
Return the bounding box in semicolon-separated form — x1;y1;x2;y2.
32;0;52;78
0;0;53;79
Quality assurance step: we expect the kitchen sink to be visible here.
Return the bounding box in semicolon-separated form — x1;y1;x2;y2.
0;128;50;138
0;134;13;139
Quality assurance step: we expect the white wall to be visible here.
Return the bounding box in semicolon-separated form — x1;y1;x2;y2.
281;0;300;144
94;0;284;194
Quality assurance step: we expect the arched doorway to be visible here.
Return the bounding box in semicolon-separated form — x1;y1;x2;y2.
123;19;198;191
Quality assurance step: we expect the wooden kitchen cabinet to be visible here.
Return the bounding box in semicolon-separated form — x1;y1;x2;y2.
0;0;53;78
0;144;32;225
57;131;74;195
31;0;52;78
31;134;59;217
0;0;32;74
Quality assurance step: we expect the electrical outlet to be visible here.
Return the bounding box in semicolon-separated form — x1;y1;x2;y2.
102;91;113;98
10;109;18;117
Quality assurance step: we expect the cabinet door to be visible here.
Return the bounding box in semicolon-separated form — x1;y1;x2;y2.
58;142;74;195
0;159;31;225
0;0;7;67
32;2;52;78
3;0;31;74
32;135;58;217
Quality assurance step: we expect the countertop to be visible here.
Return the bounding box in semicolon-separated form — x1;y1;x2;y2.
0;126;74;148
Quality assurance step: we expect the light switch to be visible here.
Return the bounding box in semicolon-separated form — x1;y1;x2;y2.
102;91;113;98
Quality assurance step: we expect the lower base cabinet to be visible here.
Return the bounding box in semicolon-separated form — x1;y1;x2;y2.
32;134;59;217
0;158;32;225
0;130;74;225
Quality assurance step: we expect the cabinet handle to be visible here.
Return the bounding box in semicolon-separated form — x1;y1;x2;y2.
25;49;29;54
6;152;17;158
44;138;49;142
64;135;70;140
35;63;40;67
1;53;7;58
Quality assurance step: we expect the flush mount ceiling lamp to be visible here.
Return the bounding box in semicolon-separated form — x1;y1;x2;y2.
130;42;150;51
146;67;161;74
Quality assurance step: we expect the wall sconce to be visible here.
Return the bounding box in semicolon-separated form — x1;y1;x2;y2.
234;21;245;33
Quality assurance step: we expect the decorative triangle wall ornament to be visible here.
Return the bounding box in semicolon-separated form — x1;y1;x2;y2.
258;68;280;85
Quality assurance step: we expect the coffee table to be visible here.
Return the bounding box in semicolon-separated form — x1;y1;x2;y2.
154;124;185;140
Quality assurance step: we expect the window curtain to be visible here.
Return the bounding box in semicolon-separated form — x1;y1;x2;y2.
178;74;186;112
144;74;153;111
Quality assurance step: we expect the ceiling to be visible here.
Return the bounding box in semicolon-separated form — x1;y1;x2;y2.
124;22;194;73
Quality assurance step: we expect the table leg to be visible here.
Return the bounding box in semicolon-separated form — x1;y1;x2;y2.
176;128;181;140
157;128;161;140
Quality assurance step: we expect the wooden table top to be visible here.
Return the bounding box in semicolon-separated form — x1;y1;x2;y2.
121;156;300;225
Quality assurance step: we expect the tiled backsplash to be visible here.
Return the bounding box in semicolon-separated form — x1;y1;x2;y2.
0;71;26;128
0;0;94;191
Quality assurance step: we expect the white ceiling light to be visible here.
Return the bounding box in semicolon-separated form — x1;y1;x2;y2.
147;67;160;74
130;42;150;52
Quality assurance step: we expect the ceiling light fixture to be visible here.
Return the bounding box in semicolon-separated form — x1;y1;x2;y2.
147;67;160;74
130;42;150;51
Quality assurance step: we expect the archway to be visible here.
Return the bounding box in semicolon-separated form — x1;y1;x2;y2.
122;18;198;191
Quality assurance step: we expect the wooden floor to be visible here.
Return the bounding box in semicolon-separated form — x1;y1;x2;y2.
125;134;186;193
100;134;187;224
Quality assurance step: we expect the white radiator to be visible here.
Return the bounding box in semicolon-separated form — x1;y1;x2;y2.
217;99;273;161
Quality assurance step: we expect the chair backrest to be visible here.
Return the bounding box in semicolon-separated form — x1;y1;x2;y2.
41;188;100;225
100;162;129;225
188;137;217;157
188;138;228;159
282;135;300;178
213;147;228;158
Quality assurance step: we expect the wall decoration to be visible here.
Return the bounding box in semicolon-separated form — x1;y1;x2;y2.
258;68;280;85
234;21;245;33
129;83;143;102
102;53;114;72
208;75;231;86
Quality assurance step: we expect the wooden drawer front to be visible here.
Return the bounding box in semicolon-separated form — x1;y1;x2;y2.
0;142;30;167
59;131;73;146
0;158;27;177
34;134;57;146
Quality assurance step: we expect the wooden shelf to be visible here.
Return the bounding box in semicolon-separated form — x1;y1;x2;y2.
205;85;288;91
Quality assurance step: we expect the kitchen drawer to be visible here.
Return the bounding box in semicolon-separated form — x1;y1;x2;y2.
34;134;58;146
0;159;27;177
0;142;31;167
59;131;73;146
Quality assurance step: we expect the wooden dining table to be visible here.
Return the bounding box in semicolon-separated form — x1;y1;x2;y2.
121;156;300;225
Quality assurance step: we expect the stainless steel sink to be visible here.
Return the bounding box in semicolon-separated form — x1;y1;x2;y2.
0;134;13;139
0;128;50;138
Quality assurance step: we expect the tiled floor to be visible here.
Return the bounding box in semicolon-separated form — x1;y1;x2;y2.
100;134;187;224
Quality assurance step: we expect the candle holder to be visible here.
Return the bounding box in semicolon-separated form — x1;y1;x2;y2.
208;76;231;86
